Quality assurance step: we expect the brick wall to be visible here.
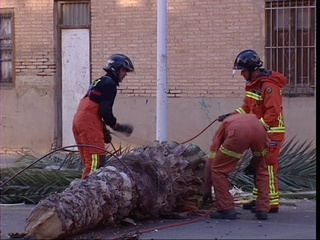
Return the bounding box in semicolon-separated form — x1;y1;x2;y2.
91;0;265;98
0;0;275;153
2;0;265;96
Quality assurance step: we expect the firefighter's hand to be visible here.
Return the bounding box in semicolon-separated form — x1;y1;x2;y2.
202;189;213;204
103;128;112;143
113;123;134;136
218;113;232;122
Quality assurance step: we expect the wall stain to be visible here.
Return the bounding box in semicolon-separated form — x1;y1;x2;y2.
17;85;53;98
198;99;217;136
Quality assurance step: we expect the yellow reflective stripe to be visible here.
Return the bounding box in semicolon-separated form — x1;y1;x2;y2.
270;199;279;205
269;192;279;198
236;108;246;113
278;113;285;127
260;117;286;133
259;117;270;129
268;165;276;194
267;127;285;133
253;168;279;207
252;148;269;157
270;192;279;205
91;154;99;172
252;187;279;205
252;187;258;200
92;78;101;87
207;151;216;159
219;145;242;159
246;91;263;100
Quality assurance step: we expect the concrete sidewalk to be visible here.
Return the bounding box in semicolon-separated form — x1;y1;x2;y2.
0;199;316;239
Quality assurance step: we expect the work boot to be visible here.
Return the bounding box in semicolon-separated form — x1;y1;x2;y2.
210;208;237;220
251;206;279;213
269;207;279;213
242;200;255;210
255;211;268;220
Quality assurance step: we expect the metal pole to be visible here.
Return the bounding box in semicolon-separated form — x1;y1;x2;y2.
156;0;168;142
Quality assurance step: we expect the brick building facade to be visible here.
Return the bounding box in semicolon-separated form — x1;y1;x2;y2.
0;0;316;153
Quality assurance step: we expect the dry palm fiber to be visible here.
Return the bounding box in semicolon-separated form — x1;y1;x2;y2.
25;142;205;239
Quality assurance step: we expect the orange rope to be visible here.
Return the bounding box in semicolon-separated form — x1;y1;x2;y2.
108;119;219;146
180;119;218;144
111;208;214;240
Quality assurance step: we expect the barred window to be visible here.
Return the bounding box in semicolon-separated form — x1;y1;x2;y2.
265;0;315;97
0;9;14;85
58;1;90;27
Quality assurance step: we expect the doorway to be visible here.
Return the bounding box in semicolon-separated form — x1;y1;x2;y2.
56;1;91;148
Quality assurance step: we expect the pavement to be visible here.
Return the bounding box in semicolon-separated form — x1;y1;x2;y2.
0;200;316;239
0;154;317;240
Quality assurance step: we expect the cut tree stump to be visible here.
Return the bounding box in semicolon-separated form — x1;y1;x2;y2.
25;141;206;239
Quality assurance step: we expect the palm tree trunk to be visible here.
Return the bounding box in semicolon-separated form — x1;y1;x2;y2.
25;142;206;239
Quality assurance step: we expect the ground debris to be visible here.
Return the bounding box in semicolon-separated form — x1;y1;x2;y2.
8;232;27;238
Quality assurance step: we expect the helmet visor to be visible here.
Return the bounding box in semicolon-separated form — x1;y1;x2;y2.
123;59;135;72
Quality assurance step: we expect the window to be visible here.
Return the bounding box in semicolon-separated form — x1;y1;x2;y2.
58;1;90;27
265;0;315;97
0;9;14;85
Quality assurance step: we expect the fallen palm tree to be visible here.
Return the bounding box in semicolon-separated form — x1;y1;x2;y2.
1;137;316;238
24;141;206;239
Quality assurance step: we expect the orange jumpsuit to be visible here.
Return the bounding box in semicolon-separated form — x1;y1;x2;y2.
73;98;106;179
205;113;270;212
234;69;287;209
73;74;119;179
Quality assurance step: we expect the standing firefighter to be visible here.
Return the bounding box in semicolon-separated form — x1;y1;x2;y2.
73;53;135;179
218;49;287;213
203;113;270;220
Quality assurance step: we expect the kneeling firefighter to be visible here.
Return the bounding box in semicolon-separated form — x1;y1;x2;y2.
203;113;271;220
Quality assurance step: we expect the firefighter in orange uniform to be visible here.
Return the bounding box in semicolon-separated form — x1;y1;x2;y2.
203;113;270;220
73;54;135;179
218;49;287;213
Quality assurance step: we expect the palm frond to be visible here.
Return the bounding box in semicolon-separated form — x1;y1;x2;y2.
13;151;83;171
1;168;81;203
230;137;316;192
0;137;316;204
0;145;130;204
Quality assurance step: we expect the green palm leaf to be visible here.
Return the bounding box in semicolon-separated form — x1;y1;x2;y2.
1;168;82;203
0;146;131;204
0;137;316;204
229;136;316;192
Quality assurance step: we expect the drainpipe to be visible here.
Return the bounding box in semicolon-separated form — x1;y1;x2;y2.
156;0;168;142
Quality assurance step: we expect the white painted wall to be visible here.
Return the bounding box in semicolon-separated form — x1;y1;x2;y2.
61;29;90;148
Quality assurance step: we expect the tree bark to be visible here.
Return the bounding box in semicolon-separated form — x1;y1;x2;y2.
25;142;206;239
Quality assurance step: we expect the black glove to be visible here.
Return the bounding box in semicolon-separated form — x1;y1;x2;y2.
218;113;232;122
113;123;134;136
103;127;112;144
244;159;255;175
202;189;213;204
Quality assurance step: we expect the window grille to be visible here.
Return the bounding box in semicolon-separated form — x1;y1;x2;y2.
265;0;315;97
0;10;14;85
58;1;90;27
